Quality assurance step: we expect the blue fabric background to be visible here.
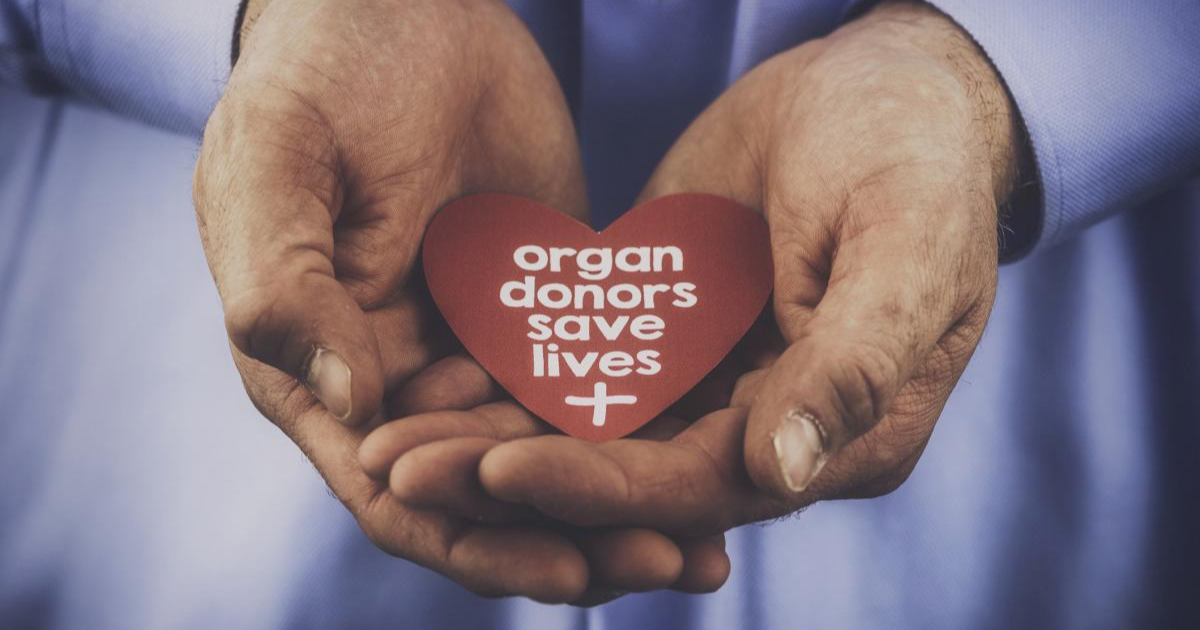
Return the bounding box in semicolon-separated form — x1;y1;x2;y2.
1;1;1198;628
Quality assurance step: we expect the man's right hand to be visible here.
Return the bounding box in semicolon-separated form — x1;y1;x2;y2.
193;0;727;603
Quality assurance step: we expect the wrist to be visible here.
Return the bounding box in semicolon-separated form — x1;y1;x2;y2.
854;2;1022;206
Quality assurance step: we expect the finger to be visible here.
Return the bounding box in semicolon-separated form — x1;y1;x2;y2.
365;289;460;393
363;498;590;604
267;392;588;603
574;528;684;593
386;413;684;522
627;415;689;441
730;369;770;408
195;112;383;428
297;420;589;603
387;415;688;522
389;354;502;417
480;408;766;535
745;183;987;500
359;402;548;480
389;437;537;522
442;525;589;603
673;536;732;594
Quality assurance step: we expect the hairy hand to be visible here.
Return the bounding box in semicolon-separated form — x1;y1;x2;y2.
194;0;726;603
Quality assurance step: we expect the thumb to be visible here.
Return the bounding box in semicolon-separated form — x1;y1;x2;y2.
743;185;985;500
195;109;383;427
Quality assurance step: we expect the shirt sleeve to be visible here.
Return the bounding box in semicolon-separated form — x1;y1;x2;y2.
845;0;1200;258
0;0;244;137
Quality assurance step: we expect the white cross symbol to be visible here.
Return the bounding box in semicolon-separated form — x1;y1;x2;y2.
565;381;637;427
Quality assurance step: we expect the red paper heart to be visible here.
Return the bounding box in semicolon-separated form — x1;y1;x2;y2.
422;193;773;441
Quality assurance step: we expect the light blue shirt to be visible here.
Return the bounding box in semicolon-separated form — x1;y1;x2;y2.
2;1;1198;628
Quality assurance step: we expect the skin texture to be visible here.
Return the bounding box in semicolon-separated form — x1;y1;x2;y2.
371;0;1024;557
194;0;728;604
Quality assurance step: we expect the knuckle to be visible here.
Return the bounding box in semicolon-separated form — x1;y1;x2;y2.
922;341;964;385
221;253;330;361
223;282;300;363
820;337;902;439
223;286;273;347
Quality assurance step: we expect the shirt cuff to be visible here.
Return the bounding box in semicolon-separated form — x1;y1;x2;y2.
35;0;244;137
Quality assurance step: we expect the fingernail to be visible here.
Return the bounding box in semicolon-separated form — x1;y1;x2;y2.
305;347;353;423
773;410;829;493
